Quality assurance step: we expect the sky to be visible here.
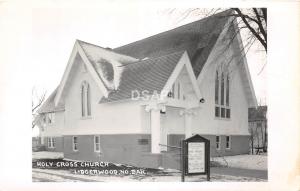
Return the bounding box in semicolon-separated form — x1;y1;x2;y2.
31;6;267;105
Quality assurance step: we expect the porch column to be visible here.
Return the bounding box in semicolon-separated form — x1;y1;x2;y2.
146;103;165;154
185;113;192;138
151;108;160;153
180;109;197;139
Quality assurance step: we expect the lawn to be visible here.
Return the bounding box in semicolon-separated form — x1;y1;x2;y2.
211;154;267;170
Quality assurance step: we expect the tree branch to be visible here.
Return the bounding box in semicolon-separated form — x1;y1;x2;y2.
253;8;267;43
233;8;267;52
32;92;46;113
225;13;260;26
261;8;267;24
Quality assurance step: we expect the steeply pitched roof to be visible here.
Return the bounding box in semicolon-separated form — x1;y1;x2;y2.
100;51;185;103
114;10;232;77
38;10;234;112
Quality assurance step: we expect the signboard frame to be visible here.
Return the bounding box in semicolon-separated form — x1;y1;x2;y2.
181;134;210;181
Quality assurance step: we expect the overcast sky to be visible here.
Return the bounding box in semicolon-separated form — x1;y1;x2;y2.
32;7;267;104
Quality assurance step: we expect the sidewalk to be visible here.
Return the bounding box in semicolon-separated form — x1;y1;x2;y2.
211;167;268;179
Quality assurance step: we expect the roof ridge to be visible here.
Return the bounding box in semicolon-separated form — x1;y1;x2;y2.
77;39;139;61
113;9;232;51
119;50;185;67
76;39;108;49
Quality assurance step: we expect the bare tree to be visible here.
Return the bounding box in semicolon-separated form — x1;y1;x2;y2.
163;8;267;77
167;8;267;52
249;126;255;154
231;8;267;52
263;119;268;152
32;87;46;128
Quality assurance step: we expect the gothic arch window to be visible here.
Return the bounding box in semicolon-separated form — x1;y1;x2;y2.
215;69;230;119
81;81;91;117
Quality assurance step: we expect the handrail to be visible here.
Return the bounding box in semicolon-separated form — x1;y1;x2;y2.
158;143;181;149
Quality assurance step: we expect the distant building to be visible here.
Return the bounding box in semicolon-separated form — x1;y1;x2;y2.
248;106;268;153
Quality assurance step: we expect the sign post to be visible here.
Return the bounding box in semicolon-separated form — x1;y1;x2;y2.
181;134;210;182
180;140;185;182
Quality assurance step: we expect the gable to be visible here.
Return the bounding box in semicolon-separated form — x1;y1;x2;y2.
161;51;202;102
63;54;104;117
53;40;139;107
99;51;202;104
196;17;257;107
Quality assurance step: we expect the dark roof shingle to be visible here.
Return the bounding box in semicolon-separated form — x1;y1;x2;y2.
114;10;232;77
100;51;185;103
38;10;233;111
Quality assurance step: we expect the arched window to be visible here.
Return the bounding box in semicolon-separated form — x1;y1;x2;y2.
81;84;86;117
87;84;91;116
226;74;230;106
215;69;230;119
220;72;225;106
215;71;219;104
81;81;91;117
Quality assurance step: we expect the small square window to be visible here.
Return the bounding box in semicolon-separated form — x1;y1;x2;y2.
73;136;78;151
48;137;55;148
216;136;220;150
94;136;100;152
47;138;51;148
226;136;231;149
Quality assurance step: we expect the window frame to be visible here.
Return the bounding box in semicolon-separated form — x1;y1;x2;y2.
215;69;231;119
94;135;101;152
216;135;221;150
225;136;231;149
81;81;92;118
47;137;51;148
81;84;86;117
87;84;91;116
177;82;181;99
73;136;78;151
48;137;55;148
215;71;219;104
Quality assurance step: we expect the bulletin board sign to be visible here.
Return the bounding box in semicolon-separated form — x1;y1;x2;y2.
181;134;210;181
